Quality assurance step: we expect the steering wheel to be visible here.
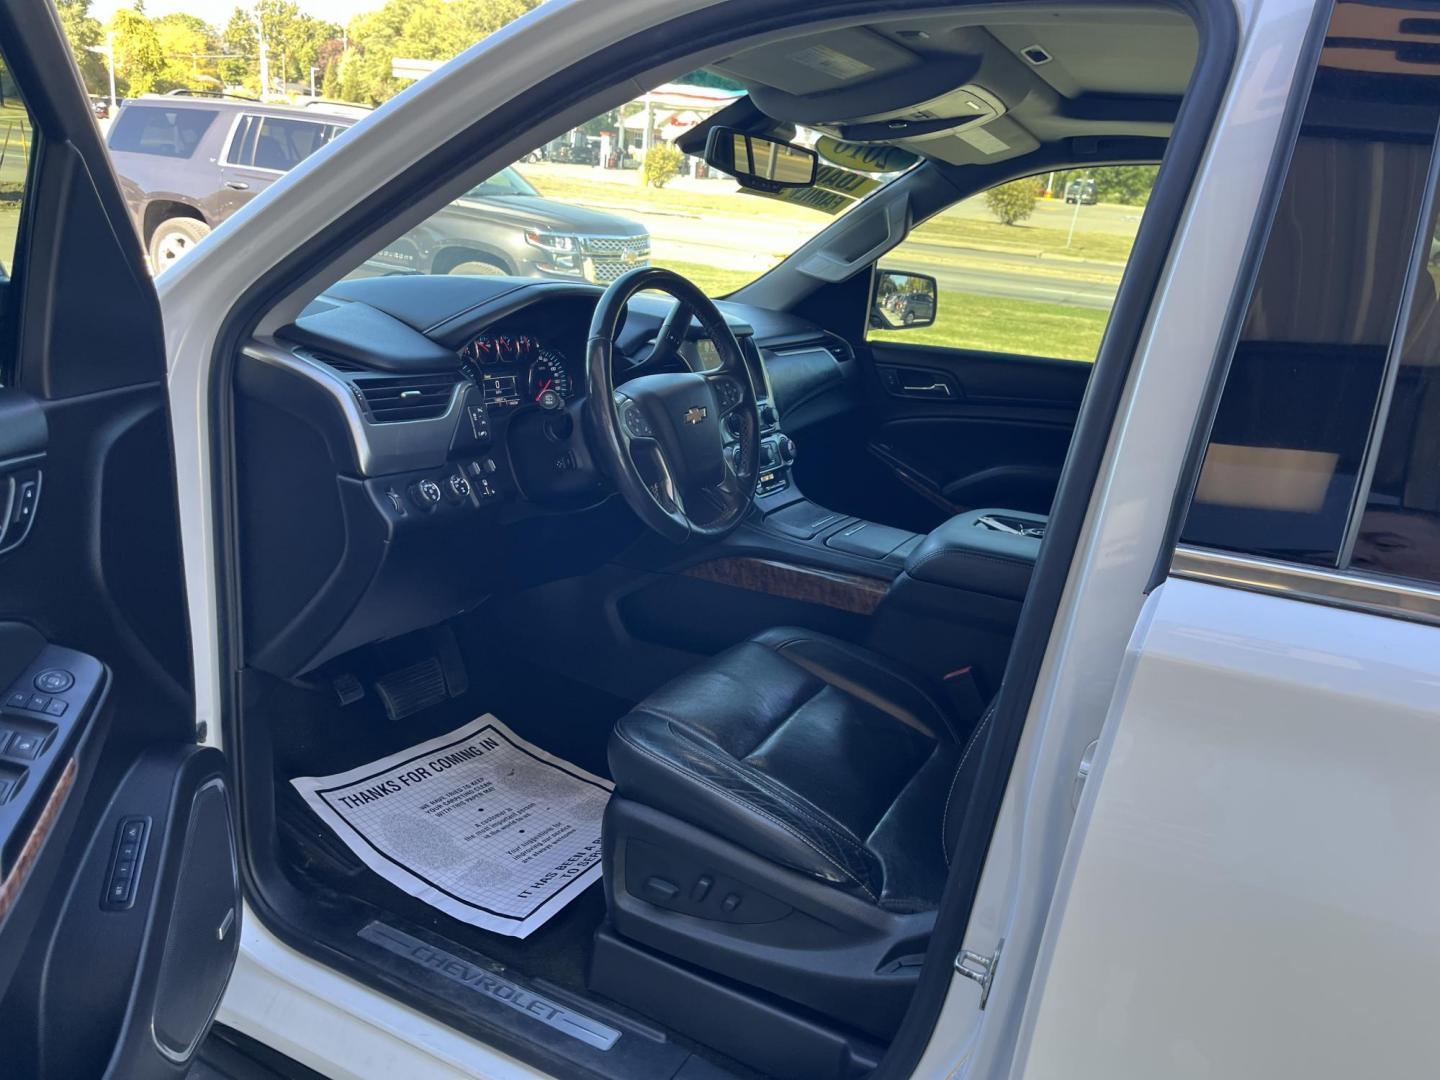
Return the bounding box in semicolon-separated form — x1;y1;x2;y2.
586;267;760;543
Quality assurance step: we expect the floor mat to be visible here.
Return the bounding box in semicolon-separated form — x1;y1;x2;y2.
292;715;612;938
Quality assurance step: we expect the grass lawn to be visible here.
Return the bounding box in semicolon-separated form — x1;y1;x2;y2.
652;259;764;297
523;166;1137;268
911;213;1135;265
871;293;1109;362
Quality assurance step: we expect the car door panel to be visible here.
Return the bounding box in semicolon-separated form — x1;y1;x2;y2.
799;338;1088;528
0;3;238;1075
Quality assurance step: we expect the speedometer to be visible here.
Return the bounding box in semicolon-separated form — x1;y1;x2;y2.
527;347;573;410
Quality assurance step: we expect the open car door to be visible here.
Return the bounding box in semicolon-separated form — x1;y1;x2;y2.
0;5;239;1078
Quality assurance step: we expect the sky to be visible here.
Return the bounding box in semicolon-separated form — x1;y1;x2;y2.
89;0;382;26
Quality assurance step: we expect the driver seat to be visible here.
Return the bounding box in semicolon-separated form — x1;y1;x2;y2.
597;627;992;1041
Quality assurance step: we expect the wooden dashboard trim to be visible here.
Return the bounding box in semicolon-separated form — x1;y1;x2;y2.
0;756;76;925
683;557;890;615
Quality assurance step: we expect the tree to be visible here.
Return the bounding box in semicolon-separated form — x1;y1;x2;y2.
154;13;217;92
340;0;542;105
58;0;107;96
108;8;165;97
321;58;340;99
1090;165;1159;206
642;141;684;188
985;177;1040;226
219;6;256;88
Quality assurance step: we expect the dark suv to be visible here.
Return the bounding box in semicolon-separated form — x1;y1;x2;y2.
106;95;652;278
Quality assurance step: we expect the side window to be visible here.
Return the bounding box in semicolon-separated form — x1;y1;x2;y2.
251;118;340;173
0;57;34;284
866;166;1155;362
1180;37;1440;572
108;106;218;160
226;115;257;167
1351;203;1440;583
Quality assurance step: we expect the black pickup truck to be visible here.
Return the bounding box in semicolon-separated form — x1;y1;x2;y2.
106;95;652;278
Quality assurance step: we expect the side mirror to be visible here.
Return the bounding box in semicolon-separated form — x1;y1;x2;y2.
870;270;938;330
704;127;818;192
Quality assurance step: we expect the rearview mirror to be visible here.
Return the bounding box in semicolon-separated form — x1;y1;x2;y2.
704;127;818;191
870;270;938;330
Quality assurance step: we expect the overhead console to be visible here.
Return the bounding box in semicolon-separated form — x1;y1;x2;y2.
709;24;1040;164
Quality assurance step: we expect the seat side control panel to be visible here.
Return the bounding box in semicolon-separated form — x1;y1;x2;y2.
102;816;152;910
0;467;41;555
0;644;106;879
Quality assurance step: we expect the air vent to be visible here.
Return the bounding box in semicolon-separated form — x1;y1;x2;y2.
354;373;460;423
822;334;855;364
308;350;366;373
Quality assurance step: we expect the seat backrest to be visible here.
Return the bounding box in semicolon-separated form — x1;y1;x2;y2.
941;699;998;864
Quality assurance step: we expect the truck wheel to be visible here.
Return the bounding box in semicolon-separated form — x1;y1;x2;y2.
446;258;507;276
149;218;211;274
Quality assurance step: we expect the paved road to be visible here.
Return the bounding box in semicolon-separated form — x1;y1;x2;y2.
887;245;1119;310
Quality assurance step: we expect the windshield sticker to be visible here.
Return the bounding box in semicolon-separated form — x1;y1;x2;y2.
739;163;880;215
816;137;919;175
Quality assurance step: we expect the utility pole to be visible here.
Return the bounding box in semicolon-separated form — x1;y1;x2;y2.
310;65;318;99
255;6;270;102
86;33;117;112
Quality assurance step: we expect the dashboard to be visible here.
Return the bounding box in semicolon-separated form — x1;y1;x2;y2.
234;275;849;681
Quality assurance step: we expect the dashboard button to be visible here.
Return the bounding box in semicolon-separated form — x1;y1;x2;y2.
411;479;443;509
446;474;472;500
34;669;74;694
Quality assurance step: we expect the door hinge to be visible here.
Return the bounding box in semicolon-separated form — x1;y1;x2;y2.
955;938;1004;1009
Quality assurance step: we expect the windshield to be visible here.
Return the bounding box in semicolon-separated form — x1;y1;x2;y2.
462;167;541;199
349;78;901;295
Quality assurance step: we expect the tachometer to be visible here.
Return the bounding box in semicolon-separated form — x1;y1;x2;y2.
527;347;573;410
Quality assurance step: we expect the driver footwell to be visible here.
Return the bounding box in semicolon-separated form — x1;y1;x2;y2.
261;637;767;1079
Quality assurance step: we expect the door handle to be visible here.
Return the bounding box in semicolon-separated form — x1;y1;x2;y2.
900;382;952;397
224;180;249;191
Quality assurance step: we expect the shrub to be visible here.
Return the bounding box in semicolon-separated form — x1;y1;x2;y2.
985;178;1041;226
642;141;685;188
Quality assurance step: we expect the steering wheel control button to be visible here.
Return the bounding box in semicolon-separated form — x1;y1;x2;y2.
714;378;743;411
33;669;74;694
622;402;655;438
759;405;779;429
411;479;443;510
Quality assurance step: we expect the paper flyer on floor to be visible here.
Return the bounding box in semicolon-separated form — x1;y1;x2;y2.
291;715;613;939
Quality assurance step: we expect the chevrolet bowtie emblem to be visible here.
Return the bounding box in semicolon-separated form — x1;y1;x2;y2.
684;406;708;425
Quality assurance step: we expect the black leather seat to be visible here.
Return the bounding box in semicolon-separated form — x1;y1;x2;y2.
599;627;992;1040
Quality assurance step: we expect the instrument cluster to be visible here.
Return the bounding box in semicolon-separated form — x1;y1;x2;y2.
458;333;575;412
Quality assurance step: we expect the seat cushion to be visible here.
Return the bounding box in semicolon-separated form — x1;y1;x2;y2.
608;628;962;910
